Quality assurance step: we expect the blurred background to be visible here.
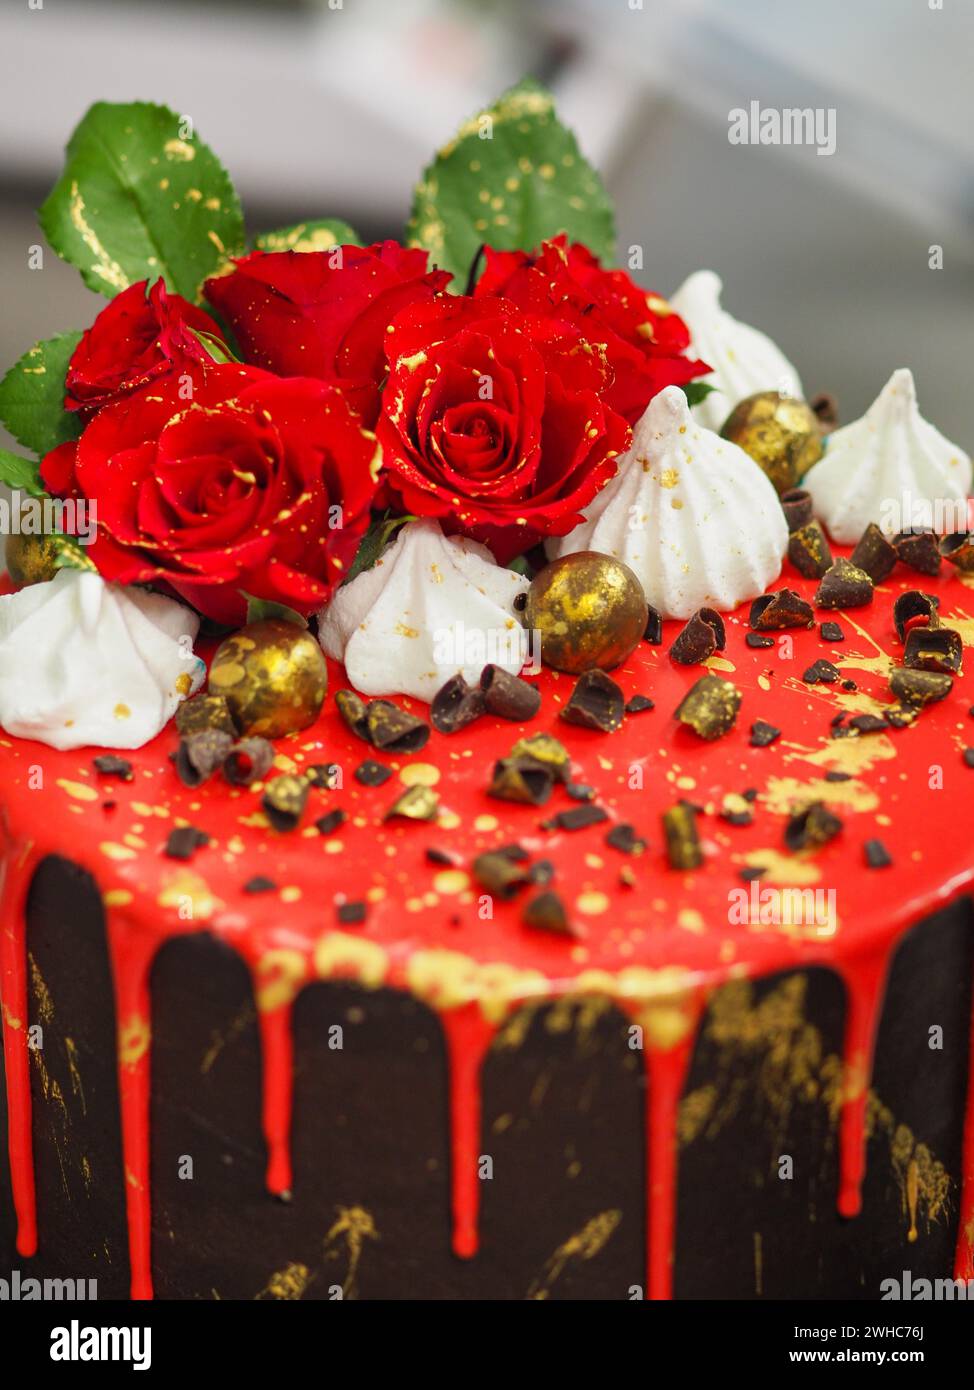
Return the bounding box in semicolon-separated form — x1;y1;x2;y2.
1;0;972;447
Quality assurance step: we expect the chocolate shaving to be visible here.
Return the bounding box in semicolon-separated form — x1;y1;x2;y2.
749;589;814;630
815;559;874;609
780;488;813;532
425;846;458;866
335;689;370;742
803;658;841;685
738;866;766;883
479;665;541;721
605;823;647;855
643;606;663;645
510;733;570;783
261;775;310;832
670;608;726;665
848;713;889;734
625;694;654;713
889;666;952;707
903;625;962;675
939;532;974;572
164;825;210;861
565;782;596;801
244;876;276;894
430;675;485;735
355;759;393;787
560;669;625;733
173;729;233;788
849;523;898;583
674;675;741;740
964;749;974;769
543;805;609;832
223;738;274;786
788;521;833;579
784;801;843;852
472;851;530;900
720;794;754;827
820;621;845;643
366;699;430;753
663;804;702;870
864;839;892;869
893;591;940;643
175;694;238;738
315;810;347;835
824;770;851;782
488;756;555;806
385;785;439;821
749;719;781;748
523;890;572;935
93;755;133;781
746;632;775;649
306;763;341;790
529;859;555;886
894;529;941;576
337;900;366;926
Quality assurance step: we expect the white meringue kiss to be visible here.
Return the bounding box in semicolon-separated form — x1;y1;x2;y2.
670;269;803;432
802;368;972;544
318;519;529;701
548;385;788;620
0;568;204;750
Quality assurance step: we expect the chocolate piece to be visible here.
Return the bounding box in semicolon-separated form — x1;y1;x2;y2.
510;732;571;783
738;866;766;882
223;738;274;787
964;749;974;769
720;794;754;827
472;851;530;900
335;689;371;742
894;529;942;576
864;839;893;869
643;606;663;645
565;782;596;801
939;532;974;572
529;859;555;886
788;521;833;579
495;843;530;862
780;488;813;532
92;755;133;781
784;801;843;852
337;901;366;926
893;591;940;643
385;785;439;821
560;669;625;733
663;803;702;870
674;675;741;740
366;700;430;754
173;729;234;788
355;760;393;788
625;694;654;714
175;694;238;738
164;825;210;861
803;658;840;685
523;890;572;935
749;720;781;748
841;679;857;691
820;621;845;643
884;706;915;729
850;524;898;584
306;763;341;790
488;756;555;806
425;846;457;866
749;589;814;630
430;675;486;735
479;665;541;722
544;805;609;832
605;823;647;855
848;713;889;735
243;875;276;893
315;810;347;836
746;632;775;649
824;770;851;782
261;775;310;832
670;608;726;665
815;559;873;609
903;625;962;676
810;392;839;433
889;666;952;707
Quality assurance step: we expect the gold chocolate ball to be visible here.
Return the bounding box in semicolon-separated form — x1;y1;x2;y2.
721;391;823;494
6;531;59;587
524;552;648;674
208;619;327;739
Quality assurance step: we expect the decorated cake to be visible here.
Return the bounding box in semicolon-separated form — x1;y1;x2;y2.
1;83;973;1302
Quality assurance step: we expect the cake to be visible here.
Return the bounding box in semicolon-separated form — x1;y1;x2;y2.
1;83;973;1303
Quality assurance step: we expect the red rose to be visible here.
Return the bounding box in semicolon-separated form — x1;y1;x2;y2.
204;241;451;424
375;295;631;564
474;235;709;425
65;278;225;414
42;365;379;625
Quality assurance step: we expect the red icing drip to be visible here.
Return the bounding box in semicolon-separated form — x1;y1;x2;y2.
835;948;893;1220
0;837;41;1257
257;1004;294;1197
956;985;974;1281
641;1009;701;1301
441;1003;496;1260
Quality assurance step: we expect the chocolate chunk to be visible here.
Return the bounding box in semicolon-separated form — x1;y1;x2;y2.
889;666;952;707
670;608;726;665
529;859;555;886
605;823;647;855
479;665;541;721
864;839;893;869
720;794;754;827
894;529;941;576
674;675;741;740
780;488;813;532
93;755;133;781
884;706;916;729
749;719;781;748
820;621;845;643
903;625;962;675
815;559;874;609
788;521;833;579
385;786;439;821
495;843;530;862
939;532;974;572
746;633;775;649
663;804;702;870
510;733;571;783
354;759;393;787
784;801;843;852
335;689;371;742
964;749;974;769
315;809;347;836
262;775;310;832
893;591;940;643
366;699;430;753
738;866;766;883
803;658;840;685
848;713;889;734
488;756;555;806
643;606;663;645
472;851;530;900
425;846;458;866
306;763;341;790
523;890;572;935
430;675;486;735
173;729;234;788
625;694;655;713
543;805;609;832
850;524;898;584
336;900;366;926
244;876;277;894
824;770;851;782
223;738;274;786
841;679;857;691
749;589;814;630
565;782;596;801
164;825;210;861
175;693;237;738
560;669;626;733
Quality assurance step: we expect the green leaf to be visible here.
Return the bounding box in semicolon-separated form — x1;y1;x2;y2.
187;327;241;365
242;592;308;628
254;219;360;253
0;332;82;457
39;101;245;303
682;381;718;407
407;78;615;284
343;513;414;586
0;447;47;497
53;535;98;574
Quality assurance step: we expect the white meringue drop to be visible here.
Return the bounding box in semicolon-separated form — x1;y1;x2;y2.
0;568;204;750
318;519;530;701
802;368;972;544
547;385;788;620
670;269;803;431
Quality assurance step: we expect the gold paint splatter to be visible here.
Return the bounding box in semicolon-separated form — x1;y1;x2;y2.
527;1210;621;1299
57;779;98;802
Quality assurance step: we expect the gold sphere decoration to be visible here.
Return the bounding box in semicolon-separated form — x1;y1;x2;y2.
524;552;648;674
208;619;327;739
5;531;59;587
721;391;823;495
